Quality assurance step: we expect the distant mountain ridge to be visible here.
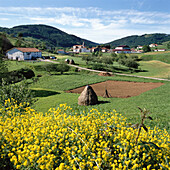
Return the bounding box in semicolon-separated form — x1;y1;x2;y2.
0;24;98;48
1;24;170;49
106;33;170;47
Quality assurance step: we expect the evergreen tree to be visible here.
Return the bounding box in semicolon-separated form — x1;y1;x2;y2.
142;45;151;53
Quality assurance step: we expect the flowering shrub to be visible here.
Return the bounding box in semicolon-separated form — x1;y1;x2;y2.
0;99;169;170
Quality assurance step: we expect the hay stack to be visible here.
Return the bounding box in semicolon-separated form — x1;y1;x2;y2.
65;59;70;64
98;72;112;76
69;59;75;65
78;85;98;105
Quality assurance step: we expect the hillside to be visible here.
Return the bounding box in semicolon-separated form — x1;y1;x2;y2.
0;33;13;53
0;24;98;48
107;33;170;47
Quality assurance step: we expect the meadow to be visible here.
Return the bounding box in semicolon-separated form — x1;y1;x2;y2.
0;59;170;169
6;60;170;132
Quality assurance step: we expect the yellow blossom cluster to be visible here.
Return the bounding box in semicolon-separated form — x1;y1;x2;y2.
0;99;169;170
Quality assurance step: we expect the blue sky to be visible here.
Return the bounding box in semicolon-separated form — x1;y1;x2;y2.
0;0;170;43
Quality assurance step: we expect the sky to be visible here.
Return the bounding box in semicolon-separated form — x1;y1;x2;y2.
0;0;170;43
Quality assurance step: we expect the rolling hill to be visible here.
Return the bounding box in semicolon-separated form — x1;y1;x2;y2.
106;33;170;47
1;24;170;49
0;24;98;48
0;33;13;53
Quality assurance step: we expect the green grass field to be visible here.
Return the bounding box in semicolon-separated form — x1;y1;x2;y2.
30;73;170;132
6;60;170;133
131;60;170;78
141;52;170;64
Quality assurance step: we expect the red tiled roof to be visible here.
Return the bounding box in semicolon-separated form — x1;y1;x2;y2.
16;48;41;52
113;49;131;51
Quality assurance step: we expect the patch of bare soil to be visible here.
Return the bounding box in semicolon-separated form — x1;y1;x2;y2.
66;81;164;98
98;72;112;76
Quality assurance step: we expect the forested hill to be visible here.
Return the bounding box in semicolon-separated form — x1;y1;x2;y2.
0;33;13;53
0;24;98;47
107;33;170;47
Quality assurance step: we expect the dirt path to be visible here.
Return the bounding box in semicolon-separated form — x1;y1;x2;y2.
41;59;170;82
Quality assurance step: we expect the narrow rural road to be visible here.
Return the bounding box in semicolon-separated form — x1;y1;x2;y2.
41;59;170;82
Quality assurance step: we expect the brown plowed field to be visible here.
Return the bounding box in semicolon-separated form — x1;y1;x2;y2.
66;81;164;98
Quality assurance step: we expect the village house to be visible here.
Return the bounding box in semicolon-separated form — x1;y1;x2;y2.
73;42;90;53
6;47;42;60
154;49;166;52
101;47;108;53
137;45;143;50
149;43;158;48
57;49;68;54
113;45;131;54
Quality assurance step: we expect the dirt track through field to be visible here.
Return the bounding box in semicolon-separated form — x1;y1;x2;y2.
66;81;164;98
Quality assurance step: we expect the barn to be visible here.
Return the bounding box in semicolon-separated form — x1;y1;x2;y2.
6;47;42;60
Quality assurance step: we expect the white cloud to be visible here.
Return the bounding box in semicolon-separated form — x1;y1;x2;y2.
0;18;9;21
0;7;170;42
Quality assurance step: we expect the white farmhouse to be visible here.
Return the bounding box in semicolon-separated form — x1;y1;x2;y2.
6;47;42;60
73;42;90;53
149;44;158;48
113;45;131;54
154;49;166;52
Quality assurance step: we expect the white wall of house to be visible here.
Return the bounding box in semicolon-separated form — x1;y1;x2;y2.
6;48;42;60
7;48;24;60
23;52;42;60
115;51;131;54
81;48;90;53
154;49;166;52
73;45;90;53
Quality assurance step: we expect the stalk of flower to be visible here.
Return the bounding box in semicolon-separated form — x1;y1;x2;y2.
67;126;101;170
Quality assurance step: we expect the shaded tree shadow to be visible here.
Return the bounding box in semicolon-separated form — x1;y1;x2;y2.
134;69;148;73
97;101;110;104
31;90;60;97
112;66;148;73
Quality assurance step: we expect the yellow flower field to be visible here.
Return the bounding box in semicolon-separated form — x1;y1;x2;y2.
0;99;169;170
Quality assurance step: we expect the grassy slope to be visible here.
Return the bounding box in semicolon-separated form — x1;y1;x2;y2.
6;61;170;132
140;51;170;64
131;60;170;78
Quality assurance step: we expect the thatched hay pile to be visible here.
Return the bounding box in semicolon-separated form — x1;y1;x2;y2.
78;85;98;106
98;72;112;76
69;59;75;64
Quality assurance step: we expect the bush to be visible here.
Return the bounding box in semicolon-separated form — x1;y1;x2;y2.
39;63;70;75
124;58;139;69
0;102;169;169
4;68;35;83
0;54;8;83
56;63;70;74
43;63;57;74
0;79;34;107
91;63;105;71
